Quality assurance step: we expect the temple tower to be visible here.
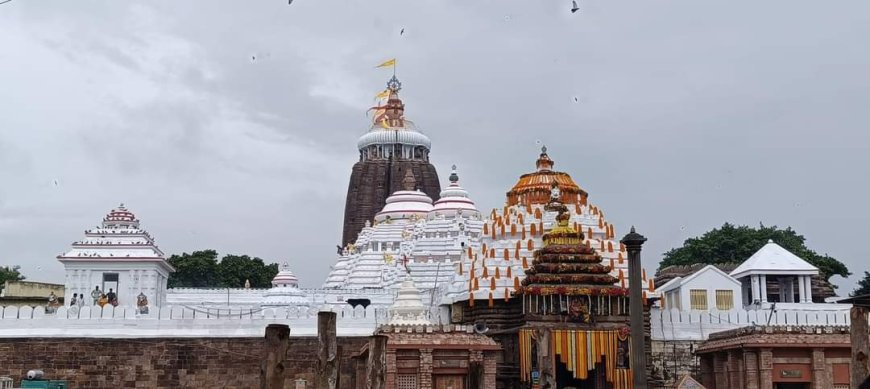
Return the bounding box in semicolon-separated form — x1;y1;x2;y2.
342;75;441;246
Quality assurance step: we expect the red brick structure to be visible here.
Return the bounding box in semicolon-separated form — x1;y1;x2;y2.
696;326;852;389
361;326;500;389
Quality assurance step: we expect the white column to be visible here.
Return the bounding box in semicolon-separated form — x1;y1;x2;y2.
804;276;813;303
751;275;761;303
760;275;768;303
798;275;806;303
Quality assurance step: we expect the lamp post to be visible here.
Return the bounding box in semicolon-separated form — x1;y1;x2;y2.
621;226;648;389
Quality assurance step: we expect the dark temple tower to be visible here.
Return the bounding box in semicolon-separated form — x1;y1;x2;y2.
341;75;441;246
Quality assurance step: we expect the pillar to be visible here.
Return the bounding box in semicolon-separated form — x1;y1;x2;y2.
728;350;743;389
385;349;397;389
743;350;759;389
621;226;648;389
804;276;813;303
851;306;869;388
535;328;556;389
759;275;768;303
751;275;761;303
798;276;807;303
483;352;497;389
316;312;338;389
811;348;827;389
419;348;433;389
758;348;773;389
713;353;729;389
260;324;290;389
368;335;387;389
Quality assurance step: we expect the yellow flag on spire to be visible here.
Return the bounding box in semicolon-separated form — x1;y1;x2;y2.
376;58;396;68
374;89;390;100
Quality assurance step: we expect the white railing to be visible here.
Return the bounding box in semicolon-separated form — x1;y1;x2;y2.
651;306;852;341
0;304;388;338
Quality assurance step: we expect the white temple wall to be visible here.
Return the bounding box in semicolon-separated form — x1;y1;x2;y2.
650;306;852;341
63;263;169;309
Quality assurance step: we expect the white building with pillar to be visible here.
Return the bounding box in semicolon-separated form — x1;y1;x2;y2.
730;239;819;307
57;204;174;308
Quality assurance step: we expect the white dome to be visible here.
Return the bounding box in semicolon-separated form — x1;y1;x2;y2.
271;263;299;288
430;167;480;218
375;190;434;222
357;126;431;151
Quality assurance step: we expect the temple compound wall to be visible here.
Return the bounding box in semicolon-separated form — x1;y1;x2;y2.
0;337;369;389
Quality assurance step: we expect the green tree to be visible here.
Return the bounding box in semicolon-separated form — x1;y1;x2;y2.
852;271;870;297
0;265;25;293
217;254;278;288
167;250;220;288
166;250;279;288
659;223;850;284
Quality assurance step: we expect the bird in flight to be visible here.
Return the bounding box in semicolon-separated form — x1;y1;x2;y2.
571;0;580;13
400;28;405;36
288;0;293;4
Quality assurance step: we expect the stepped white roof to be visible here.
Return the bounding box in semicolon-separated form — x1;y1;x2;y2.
430;166;480;219
56;204;173;274
374;190;434;222
730;240;819;279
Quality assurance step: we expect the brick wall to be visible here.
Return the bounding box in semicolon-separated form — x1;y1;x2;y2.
0;337;369;389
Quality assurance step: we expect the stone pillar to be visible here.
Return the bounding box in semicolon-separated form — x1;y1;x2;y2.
811;348;827;389
260;324;290;389
621;227;648;389
316;312;338;389
419;348;433;389
743;350;759;389
759;275;768;303
728;350;743;389
367;335;387;389
714;353;729;389
851;306;869;388
758;348;773;389
535;328;556;389
483;352;497;389
385;349;397;389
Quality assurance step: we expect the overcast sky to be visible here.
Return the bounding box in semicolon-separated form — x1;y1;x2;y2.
1;0;868;293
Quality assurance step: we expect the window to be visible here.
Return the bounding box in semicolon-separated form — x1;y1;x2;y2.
689;289;708;310
715;290;734;310
397;374;418;389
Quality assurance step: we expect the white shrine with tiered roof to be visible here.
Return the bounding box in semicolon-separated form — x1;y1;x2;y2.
57;204;174;308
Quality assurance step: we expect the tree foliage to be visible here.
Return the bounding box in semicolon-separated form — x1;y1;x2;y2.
659;223;850;283
852;271;870;297
0;265;25;293
167;250;278;288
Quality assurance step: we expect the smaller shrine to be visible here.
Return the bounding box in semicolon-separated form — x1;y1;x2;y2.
261;262;309;308
518;202;635;389
367;269;500;389
56;204;174;310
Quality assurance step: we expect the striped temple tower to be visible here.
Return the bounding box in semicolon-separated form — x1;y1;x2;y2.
341;75;441;246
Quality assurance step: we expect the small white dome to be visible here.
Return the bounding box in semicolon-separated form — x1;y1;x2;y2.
375;190;434;222
271;262;299;288
430;166;480;219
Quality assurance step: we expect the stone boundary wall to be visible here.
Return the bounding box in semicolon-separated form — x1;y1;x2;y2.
0;336;370;389
651;306;851;341
0;305;387;338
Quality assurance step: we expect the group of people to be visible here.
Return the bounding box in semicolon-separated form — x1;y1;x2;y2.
64;286;119;309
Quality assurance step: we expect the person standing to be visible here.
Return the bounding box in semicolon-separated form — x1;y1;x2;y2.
69;293;78;307
91;286;101;305
106;288;117;306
